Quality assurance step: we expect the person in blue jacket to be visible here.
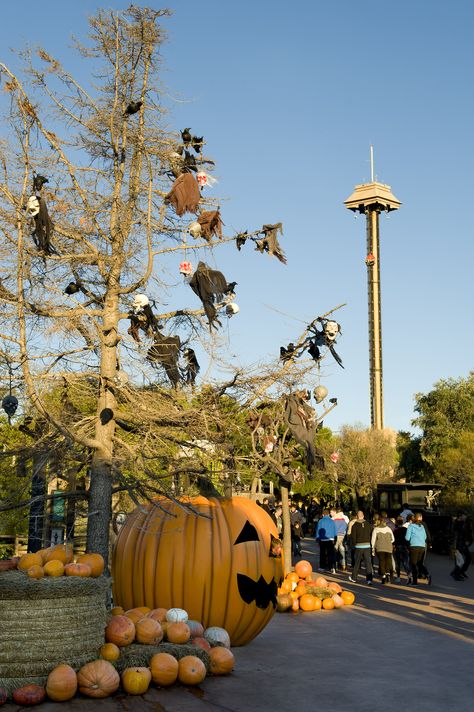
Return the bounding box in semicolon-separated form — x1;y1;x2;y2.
316;509;337;573
405;513;429;585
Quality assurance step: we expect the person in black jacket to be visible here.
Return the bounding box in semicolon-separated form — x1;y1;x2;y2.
348;511;373;585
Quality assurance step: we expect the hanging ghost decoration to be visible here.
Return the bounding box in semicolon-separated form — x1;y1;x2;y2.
284;392;323;477
197;210;223;241
188;262;237;328
26;196;40;217
165;173;201;216
255;223;286;264
128;294;159;343
147;330;181;387
183;347;200;386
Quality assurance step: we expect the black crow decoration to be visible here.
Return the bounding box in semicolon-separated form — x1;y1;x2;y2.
188;261;236;328
280;342;296;362
125;100;143;116
192;135;204;153
181;128;192;146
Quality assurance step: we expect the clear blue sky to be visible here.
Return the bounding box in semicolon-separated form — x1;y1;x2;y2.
1;0;473;434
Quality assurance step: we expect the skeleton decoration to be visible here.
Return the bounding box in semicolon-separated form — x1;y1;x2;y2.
225;302;240;317
188;221;202;239
147;330;181;387
165;173;201;216
279;315;344;369
128;294;159;343
284;391;323;477
197;210;223;241
188;261;237;328
183;347;200;386
26;174;55;255
255;223;286;264
313;385;328;403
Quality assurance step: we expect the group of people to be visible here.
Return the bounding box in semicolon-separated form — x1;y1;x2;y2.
258;496;473;587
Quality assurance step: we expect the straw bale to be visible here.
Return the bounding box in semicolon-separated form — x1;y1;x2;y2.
0;569;110;696
115;642;210;674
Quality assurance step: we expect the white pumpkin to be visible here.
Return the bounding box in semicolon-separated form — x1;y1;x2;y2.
204;626;231;649
165;607;188;623
332;594;345;609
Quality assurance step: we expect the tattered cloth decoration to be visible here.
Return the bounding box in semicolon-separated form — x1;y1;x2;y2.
255;223;286;264
165;173;200;216
197;210;223;241
31;197;54;254
188;261;237;328
147;330;181;387
284;392;322;477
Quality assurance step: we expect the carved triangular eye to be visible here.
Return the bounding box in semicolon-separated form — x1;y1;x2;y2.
234;520;260;545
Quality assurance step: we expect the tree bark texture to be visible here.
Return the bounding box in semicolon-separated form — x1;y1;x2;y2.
27;453;47;552
281;482;292;576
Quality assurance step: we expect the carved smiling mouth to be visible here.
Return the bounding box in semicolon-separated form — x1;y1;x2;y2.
237;573;277;609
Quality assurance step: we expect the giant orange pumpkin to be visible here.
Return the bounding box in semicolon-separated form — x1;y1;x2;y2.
112;496;283;646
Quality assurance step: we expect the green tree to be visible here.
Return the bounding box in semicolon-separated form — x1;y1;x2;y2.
396;431;427;481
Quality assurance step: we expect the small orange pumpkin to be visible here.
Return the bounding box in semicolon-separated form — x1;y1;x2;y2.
340;590;355;606
209;647;235;675
294;583;307;597
46;663;78;701
121;667;151;695
17;552;43;571
312;597;322;610
64;562;91;577
192;637;211;651
286;572;300;584
12;684;46;705
276;593;293;612
314;576;328;587
43;560;65;577
291;597;300;611
328;581;343;594
76;553;105;578
322;597;335;610
150;653;179;686
27;564;44;580
105;615;136;647
45;544;74;565
294;560;312;579
125;608;147;625
167;622;191;644
77;659;120;698
178;656;207;685
280;579;292;594
146;607;168;623
135;618;163;645
99;643;120;662
299;594;316;612
111;606;124;616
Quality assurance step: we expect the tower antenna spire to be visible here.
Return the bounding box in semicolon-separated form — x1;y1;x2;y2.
370;145;374;182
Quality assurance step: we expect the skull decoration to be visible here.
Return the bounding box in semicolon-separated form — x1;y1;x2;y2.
132;294;149;311
26;195;40;217
179;260;193;276
112;496;283;646
2;395;18;417
188;221;202;239
313;385;328;403
196;171;217;188
225;302;240;317
323;320;340;343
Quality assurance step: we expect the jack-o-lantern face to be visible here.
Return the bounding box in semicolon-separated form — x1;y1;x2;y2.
112;496;283;646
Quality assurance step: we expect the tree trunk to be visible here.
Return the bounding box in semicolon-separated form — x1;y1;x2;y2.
27;452;47;552
281;482;292;575
86;452;113;563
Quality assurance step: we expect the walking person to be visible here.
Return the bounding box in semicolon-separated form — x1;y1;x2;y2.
348;511;373;585
393;516;411;583
316;509;337;573
331;507;349;571
405;513;429;585
290;502;304;558
450;511;473;581
371;517;395;583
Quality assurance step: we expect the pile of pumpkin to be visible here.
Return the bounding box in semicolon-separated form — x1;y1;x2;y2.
15;544;104;578
0;606;234;705
277;560;355;612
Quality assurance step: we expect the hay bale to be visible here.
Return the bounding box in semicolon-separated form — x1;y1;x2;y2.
115;642;210;674
0;570;110;696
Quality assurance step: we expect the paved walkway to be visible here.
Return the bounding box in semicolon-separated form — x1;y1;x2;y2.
3;539;473;711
